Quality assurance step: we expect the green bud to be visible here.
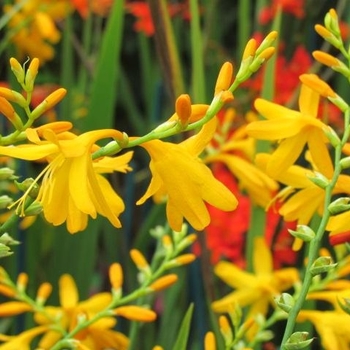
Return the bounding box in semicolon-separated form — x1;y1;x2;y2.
284;332;314;350
24;202;43;216
275;293;295;313
288;225;315;242
152;120;177;133
228;302;242;329
172;223;188;244
328;197;350;215
0;233;20;246
310;256;337;276
15;178;39;198
0;243;13;258
307;171;329;189
0;167;16;180
340;157;350;170
323;126;341;147
324;11;341;36
253;330;274;343
0;195;13;209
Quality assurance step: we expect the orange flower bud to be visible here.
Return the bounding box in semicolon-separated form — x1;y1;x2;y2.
299;74;336;98
204;332;216;350
149;274;178;291
0;301;32;316
175;94;192;127
109;263;123;291
258;47;275;61
219;315;231;334
0;97;23;129
214;62;233;95
167;254;196;268
36;282;52;303
30;88;67;120
315;24;333;39
162;235;173;250
152;346;164;350
0;87;26;106
0;284;16;298
25;58;40;92
130;249;149;270
313;50;339;67
115;306;157;322
242;39;257;60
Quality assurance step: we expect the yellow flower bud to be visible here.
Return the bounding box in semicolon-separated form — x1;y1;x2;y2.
0;284;16;298
25;58;40;92
0;301;32;316
16;272;28;292
175;94;192;127
109;262;123;291
114;306;157;322
36;282;52;304
30;88;67;120
0;97;23;130
166;253;196;269
299;74;336;98
214;61;233;95
130;249;149;270
149;274;178;292
204;331;216;350
0;87;27;107
10;57;25;84
152;346;164;350
242;39;257;60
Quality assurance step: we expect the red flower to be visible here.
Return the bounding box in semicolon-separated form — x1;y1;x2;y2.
126;2;155;36
329;232;350;246
259;0;304;25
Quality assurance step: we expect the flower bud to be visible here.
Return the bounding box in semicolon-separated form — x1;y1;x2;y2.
16;272;28;292
310;256;337;276
340;157;350;169
323;125;341;147
0;195;13;209
219;315;233;344
24;202;43;216
328;197;350;215
284;332;314;350
36;282;52;305
114;306;157;322
204;332;216;350
175;94;192;128
148;274;178;292
0;244;13;258
255;31;278;56
288;225;315;242
10;58;25;85
30;88;67;120
249;47;275;73
314;24;341;49
312;51;350;76
0;87;27;107
214;62;233;95
275;293;295;313
25;58;40;92
0;167;16;180
165;254;196;269
15;178;40;198
109;263;123;295
306;171;329;189
324;8;340;36
0;97;23;130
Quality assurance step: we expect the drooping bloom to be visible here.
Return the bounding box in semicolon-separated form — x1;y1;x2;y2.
137;117;238;231
246;83;331;178
4;0;72;63
212;237;299;317
0;123;133;233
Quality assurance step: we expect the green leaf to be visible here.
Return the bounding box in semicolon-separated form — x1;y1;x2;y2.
171;303;194;350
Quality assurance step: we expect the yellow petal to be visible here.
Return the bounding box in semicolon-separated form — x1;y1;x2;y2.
59;274;79;308
298;84;320;117
253;237;272;276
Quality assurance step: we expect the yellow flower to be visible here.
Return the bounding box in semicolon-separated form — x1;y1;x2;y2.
0;326;48;350
0;124;133;233
212;237;299;317
4;0;72;63
137;117;238;231
246;84;331;177
204;108;279;208
297;310;350;350
34;274;128;349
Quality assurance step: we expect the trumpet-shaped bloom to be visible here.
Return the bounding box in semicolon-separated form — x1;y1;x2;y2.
246;84;331;177
0;124;133;233
297;310;350;350
212;237;299;317
137;117;238;231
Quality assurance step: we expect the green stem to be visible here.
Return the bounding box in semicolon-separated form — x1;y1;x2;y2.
281;108;350;346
